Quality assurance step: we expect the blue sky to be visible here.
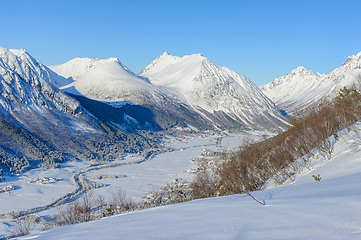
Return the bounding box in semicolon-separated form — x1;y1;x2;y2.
1;0;360;85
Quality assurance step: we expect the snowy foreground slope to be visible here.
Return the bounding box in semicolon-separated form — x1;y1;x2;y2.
261;51;361;115
18;124;361;240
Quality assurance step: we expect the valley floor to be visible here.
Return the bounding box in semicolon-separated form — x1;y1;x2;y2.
0;131;263;238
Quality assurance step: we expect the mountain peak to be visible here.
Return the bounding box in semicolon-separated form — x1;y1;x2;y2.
193;53;203;57
295;66;307;71
340;51;361;69
161;51;170;57
285;66;323;79
290;66;312;74
0;46;79;113
139;52;288;130
261;50;361;115
138;52;180;75
50;57;125;81
157;51;179;60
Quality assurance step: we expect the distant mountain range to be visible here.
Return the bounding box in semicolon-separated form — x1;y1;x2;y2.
260;51;361;115
139;52;288;130
0;47;289;173
51;51;288;131
2;46;359;173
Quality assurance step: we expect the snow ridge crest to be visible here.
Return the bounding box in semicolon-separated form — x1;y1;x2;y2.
138;51;180;75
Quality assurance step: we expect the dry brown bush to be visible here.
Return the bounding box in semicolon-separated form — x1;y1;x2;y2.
191;86;361;201
12;215;36;237
55;191;95;225
110;188;133;214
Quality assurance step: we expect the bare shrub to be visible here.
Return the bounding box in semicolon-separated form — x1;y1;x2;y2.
95;194;106;217
12;215;36;237
110;188;133;214
41;219;57;232
55;191;95;225
190;159;219;199
191;169;218;199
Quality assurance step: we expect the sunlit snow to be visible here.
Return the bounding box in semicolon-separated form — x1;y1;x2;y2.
13;123;361;240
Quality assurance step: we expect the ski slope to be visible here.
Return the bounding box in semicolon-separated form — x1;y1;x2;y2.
16;123;361;240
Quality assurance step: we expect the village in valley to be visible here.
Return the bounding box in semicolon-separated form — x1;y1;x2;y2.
27;177;63;185
0;167;63;195
0;169;16;194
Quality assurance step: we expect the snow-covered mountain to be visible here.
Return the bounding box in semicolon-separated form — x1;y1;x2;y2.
0;47;79;114
50;57;213;131
0;47;90;172
50;57;122;81
51;53;288;131
261;51;361;115
0;47;162;173
52;57;176;107
324;51;361;97
139;52;288;130
260;67;328;114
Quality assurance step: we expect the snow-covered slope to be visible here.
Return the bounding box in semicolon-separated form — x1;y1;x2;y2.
2;48;72;88
0;47;93;172
139;52;288;130
50;57;121;81
0;47;79;114
51;57;184;110
260;67;328;114
324;51;361;97
50;57;212;131
19;122;361;240
0;47;162;173
60;59;159;102
261;51;361;115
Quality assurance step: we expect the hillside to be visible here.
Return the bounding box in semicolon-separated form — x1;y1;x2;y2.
17;122;361;240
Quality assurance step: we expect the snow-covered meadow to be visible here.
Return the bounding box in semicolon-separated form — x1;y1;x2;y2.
12;123;361;240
